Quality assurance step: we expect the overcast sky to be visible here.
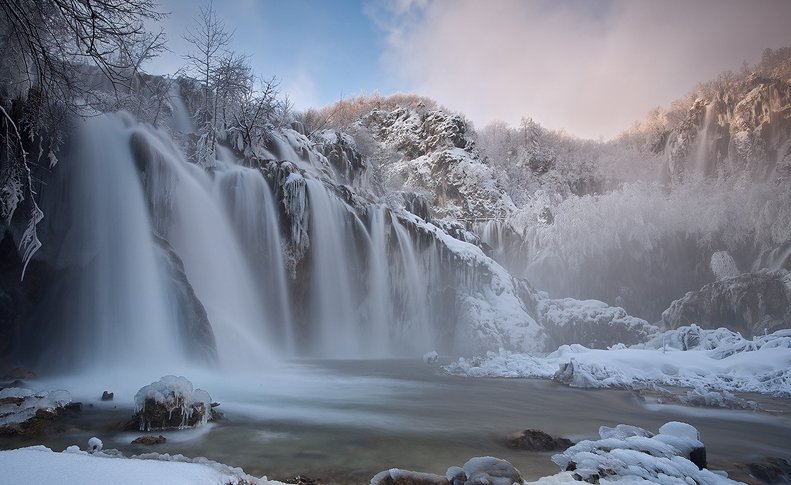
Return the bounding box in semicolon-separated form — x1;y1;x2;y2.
150;0;791;140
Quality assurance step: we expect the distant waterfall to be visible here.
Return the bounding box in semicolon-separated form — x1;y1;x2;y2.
692;103;715;177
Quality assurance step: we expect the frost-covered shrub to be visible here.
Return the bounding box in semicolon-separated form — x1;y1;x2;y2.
710;251;739;280
514;179;791;319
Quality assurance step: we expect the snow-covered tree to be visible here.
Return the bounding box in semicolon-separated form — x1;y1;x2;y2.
0;0;165;276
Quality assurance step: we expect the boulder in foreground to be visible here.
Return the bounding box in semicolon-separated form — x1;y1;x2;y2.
127;376;215;431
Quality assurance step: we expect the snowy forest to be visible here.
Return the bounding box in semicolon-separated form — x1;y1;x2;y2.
1;1;790;484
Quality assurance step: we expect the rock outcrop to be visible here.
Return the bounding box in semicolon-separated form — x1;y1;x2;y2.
362;107;515;219
152;235;217;362
516;280;658;349
664;74;791;183
662;269;791;337
506;429;573;452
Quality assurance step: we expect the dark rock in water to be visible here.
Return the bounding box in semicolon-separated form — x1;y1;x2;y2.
101;391;114;401
132;434;167;445
506;429;573;451
151;235;217;363
689;446;707;470
741;457;791;484
371;469;448;485
61;402;82;418
282;475;319;485
662;269;791;337
4;367;36;380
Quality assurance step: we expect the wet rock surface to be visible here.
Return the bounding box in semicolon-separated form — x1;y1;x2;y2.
740;457;791;484
506;429;573;452
131;434;167;445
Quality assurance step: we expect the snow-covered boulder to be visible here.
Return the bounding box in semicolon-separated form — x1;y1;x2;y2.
422;351;439;364
128;376;214;432
550;421;734;484
370;457;523;485
534;297;659;349
462;456;523;485
662;269;791;337
0;387;73;436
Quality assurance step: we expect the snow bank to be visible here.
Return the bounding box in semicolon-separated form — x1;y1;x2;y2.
0;445;279;485
445;326;791;397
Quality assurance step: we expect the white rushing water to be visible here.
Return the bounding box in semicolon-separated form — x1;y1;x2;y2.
37;110;447;373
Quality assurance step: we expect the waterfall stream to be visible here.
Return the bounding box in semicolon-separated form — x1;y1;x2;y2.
36;111;445;372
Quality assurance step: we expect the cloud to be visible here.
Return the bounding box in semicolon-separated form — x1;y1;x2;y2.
283;70;320;111
375;0;791;139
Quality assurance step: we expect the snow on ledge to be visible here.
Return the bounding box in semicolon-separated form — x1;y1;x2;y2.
445;326;791;397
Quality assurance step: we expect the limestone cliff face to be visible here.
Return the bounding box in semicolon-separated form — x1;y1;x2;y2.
662;269;791;337
664;74;791;182
361;107;515;220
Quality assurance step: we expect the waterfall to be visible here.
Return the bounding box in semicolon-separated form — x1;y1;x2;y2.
365;207;393;355
214;166;294;353
38;113;289;372
391;216;434;352
34;107;484;370
132;125;279;369
304;179;365;356
39;114;183;371
692;103;715;177
167;82;193;134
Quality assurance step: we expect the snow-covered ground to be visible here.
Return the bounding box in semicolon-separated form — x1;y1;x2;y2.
0;444;284;485
446;326;791;399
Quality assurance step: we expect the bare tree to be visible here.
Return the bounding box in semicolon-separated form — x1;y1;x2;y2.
0;0;165;277
232;75;279;150
182;1;232;159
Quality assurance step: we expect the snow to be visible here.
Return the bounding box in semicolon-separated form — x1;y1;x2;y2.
445;326;791;397
462;456;523;485
0;445;281;485
88;437;103;452
548;422;740;484
407;213;547;353
0;388;71;427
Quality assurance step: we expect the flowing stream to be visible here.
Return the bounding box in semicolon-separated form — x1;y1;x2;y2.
10;360;791;484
